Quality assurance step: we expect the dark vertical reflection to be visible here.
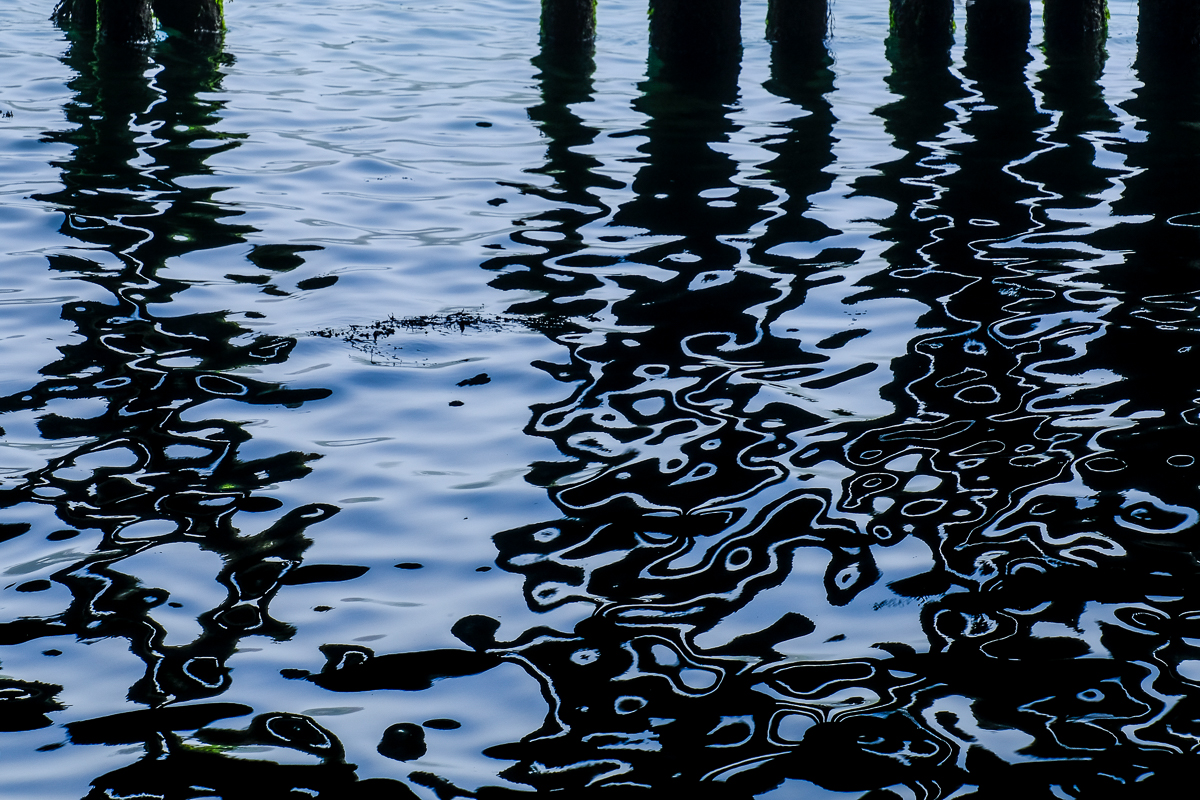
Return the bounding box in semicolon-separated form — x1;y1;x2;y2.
854;0;1049;590
790;13;1200;794
1032;33;1200;776
753;42;839;263
857;33;965;270
0;27;415;799
428;49;905;795
486;43;617;320
108;8;1200;800
1119;40;1200;285
1093;18;1200;517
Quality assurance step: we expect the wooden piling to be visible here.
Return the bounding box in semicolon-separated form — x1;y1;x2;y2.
1138;0;1200;55
151;0;225;39
766;0;829;49
965;0;1031;56
1043;0;1107;52
648;0;742;63
541;0;596;50
97;0;156;43
889;0;953;44
51;0;97;29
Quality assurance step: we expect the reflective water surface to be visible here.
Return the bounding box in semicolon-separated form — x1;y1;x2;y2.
3;1;1200;797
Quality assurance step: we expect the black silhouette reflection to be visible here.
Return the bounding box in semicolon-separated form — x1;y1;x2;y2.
10;8;1200;800
412;24;1200;798
1;20;345;790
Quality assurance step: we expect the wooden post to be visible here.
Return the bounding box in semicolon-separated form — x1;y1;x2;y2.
890;0;954;44
1138;0;1200;55
541;0;596;51
965;0;1031;56
766;0;830;49
51;0;97;29
97;0;156;43
1043;0;1107;50
151;0;225;39
648;0;742;64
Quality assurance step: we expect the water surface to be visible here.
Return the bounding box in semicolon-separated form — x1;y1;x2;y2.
3;1;1200;797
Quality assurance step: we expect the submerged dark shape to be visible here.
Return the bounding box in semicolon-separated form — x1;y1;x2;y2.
68;707;428;798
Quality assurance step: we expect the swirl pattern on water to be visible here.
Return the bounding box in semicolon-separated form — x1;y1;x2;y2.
3;1;1200;798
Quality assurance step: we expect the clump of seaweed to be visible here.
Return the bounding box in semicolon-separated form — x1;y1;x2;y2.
310;310;582;363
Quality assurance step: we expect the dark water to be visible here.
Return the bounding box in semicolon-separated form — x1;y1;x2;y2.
4;0;1200;797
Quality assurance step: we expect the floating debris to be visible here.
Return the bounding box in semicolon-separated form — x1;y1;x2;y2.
310;310;584;363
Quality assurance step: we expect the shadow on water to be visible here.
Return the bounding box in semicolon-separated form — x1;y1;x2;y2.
0;24;427;800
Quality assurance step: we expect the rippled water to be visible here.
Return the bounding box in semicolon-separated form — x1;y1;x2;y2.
3;0;1200;796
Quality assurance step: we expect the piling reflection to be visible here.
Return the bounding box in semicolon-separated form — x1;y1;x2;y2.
2;23;339;783
454;23;1200;798
753;43;837;263
68;703;418;800
9;6;1200;798
471;49;867;792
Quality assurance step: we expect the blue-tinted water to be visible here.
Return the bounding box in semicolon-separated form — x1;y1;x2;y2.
3;0;1200;797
